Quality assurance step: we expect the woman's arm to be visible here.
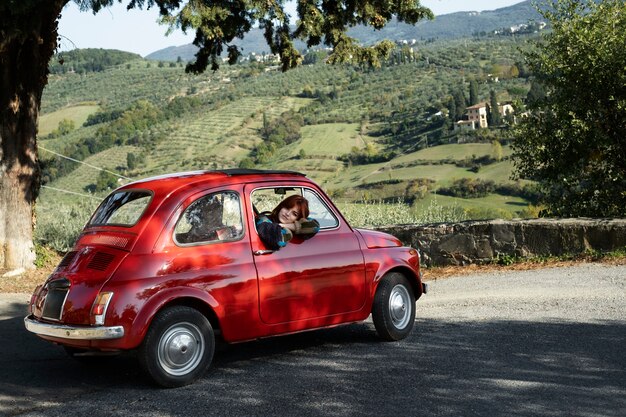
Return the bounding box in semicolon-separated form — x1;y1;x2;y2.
292;218;320;238
257;216;293;250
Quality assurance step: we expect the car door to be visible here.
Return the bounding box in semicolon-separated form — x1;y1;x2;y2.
246;183;367;325
154;187;261;341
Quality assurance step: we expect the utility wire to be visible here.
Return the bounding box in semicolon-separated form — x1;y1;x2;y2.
39;146;134;181
41;185;102;200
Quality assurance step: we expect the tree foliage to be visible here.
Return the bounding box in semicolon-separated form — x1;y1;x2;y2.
77;0;435;73
438;178;496;199
512;0;626;217
469;80;479;106
488;90;501;127
49;48;141;74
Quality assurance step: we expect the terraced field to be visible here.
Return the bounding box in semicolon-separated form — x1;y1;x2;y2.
144;96;312;174
265;123;368;182
322;143;516;190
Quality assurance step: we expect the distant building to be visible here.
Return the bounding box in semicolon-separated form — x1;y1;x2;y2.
454;120;479;131
455;102;515;130
466;102;489;128
499;103;514;117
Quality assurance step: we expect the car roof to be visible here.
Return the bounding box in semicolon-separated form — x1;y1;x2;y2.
118;169;308;195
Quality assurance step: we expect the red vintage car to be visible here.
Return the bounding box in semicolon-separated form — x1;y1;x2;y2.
25;169;426;387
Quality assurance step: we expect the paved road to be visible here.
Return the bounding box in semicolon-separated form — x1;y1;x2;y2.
1;263;625;417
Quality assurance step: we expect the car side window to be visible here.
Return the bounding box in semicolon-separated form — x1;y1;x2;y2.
250;187;338;230
174;191;243;245
303;189;339;229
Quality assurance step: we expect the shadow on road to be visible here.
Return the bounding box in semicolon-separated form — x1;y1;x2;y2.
2;299;625;417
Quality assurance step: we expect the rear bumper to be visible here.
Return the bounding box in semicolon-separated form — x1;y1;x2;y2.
24;315;124;340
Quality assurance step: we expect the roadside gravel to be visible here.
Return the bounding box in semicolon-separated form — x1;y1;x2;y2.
419;262;626;322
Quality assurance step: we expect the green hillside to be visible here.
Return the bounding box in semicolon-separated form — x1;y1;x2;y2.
36;35;541;250
147;0;540;61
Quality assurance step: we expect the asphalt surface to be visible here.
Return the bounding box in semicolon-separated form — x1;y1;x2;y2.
1;263;625;417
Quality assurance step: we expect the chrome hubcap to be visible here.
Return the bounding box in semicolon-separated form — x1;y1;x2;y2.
389;284;411;330
157;322;204;376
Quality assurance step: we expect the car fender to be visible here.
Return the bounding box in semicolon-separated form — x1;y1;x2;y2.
123;286;221;349
354;229;422;300
368;251;423;300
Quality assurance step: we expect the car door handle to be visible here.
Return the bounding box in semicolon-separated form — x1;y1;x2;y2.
254;250;275;256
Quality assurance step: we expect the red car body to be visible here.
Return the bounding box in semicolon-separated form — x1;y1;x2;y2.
25;169;425;386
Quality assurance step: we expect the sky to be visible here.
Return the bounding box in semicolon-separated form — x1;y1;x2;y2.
58;1;525;57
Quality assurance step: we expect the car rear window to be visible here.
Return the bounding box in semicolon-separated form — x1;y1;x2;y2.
88;190;152;227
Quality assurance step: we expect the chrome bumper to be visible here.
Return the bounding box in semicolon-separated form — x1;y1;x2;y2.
24;316;124;340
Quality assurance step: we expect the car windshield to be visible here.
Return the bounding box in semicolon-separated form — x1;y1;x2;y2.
88;190;152;227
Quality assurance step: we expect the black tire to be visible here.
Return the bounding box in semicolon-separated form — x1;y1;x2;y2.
372;272;416;341
138;306;215;388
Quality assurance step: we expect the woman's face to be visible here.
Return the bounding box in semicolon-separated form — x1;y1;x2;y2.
278;205;301;224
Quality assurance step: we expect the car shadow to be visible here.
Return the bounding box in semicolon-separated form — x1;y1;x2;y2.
3;298;625;417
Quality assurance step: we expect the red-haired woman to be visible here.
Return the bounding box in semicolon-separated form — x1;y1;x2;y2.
256;195;320;250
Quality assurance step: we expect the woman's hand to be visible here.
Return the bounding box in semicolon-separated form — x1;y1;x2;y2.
279;223;297;231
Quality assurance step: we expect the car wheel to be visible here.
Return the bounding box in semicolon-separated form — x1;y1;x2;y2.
372;272;416;341
138;306;215;388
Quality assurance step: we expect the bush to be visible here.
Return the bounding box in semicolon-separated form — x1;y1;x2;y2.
438;178;496;198
337;198;467;227
35;200;99;252
494;182;541;204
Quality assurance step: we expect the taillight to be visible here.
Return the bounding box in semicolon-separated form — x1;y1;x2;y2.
91;292;114;325
28;285;43;314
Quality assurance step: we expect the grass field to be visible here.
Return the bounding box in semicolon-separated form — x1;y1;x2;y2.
38;104;99;137
296;123;365;156
391;143;513;163
413;193;529;220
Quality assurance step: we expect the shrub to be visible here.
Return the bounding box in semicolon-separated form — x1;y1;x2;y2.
438;178;496;198
35;199;99;252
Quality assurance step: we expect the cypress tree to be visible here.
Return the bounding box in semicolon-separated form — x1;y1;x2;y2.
488;90;502;126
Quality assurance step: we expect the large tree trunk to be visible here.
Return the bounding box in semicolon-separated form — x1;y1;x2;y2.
0;0;68;273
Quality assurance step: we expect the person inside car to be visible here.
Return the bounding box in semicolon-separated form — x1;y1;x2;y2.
255;195;320;250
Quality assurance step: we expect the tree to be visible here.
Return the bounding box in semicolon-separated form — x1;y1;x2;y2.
46;119;76;138
512;0;626;217
127;152;137;170
453;89;467;120
0;1;433;272
85;170;118;193
491;140;503;162
526;80;547;106
446;98;457;124
488;90;502;127
469;80;479;106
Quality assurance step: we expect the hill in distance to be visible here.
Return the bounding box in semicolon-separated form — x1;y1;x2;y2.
146;0;540;61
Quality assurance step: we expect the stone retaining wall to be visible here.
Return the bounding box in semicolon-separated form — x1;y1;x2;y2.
377;218;626;267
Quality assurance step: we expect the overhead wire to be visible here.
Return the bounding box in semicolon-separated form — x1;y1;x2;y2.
38;145;135;200
41;185;102;200
39;145;134;181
